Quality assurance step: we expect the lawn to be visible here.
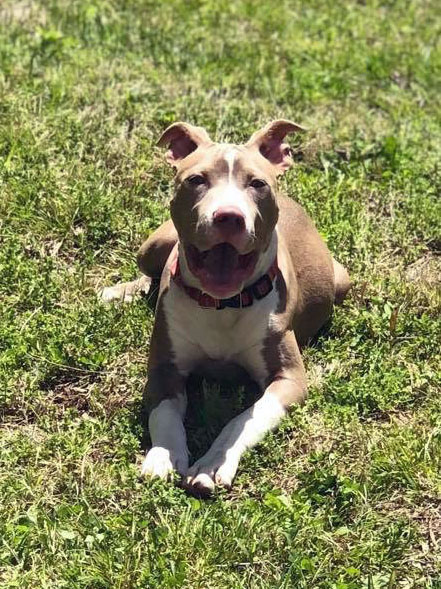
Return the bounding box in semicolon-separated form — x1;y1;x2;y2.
1;0;440;587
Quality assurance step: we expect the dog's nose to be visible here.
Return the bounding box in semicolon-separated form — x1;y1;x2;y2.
213;207;246;233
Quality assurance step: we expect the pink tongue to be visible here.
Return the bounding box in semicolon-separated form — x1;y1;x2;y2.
203;243;239;282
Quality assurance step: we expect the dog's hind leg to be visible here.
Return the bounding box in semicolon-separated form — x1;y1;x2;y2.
137;219;178;278
99;275;152;303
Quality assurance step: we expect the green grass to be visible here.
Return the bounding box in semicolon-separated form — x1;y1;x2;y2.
1;0;441;587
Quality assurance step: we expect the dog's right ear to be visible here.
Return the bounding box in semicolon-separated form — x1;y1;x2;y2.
157;122;213;167
246;120;306;175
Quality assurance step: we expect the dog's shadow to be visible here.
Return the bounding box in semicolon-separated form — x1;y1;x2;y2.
185;373;260;459
139;371;260;461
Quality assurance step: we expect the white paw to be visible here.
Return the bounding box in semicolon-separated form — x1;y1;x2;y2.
98;277;151;303
98;284;135;303
141;447;188;480
186;449;239;494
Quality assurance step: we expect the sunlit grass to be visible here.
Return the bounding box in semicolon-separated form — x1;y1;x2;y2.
1;0;440;587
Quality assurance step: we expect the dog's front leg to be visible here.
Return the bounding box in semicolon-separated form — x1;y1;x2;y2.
186;334;307;495
141;365;189;479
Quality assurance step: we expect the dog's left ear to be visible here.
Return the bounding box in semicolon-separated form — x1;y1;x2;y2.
157;122;213;167
246;120;306;175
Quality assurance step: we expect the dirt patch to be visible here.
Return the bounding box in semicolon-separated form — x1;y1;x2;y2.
47;368;140;419
376;494;441;576
49;374;96;413
406;254;441;286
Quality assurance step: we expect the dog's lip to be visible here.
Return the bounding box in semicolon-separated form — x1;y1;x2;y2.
184;242;258;297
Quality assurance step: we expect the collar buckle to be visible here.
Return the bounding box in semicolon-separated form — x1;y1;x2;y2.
198;292;220;309
216;288;254;310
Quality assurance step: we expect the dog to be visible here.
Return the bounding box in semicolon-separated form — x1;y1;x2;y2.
101;120;351;495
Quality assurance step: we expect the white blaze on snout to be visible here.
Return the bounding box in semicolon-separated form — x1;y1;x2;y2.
225;148;236;183
200;147;256;236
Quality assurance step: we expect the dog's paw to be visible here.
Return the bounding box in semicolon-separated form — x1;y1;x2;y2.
98;277;151;304
99;284;134;303
185;449;239;495
141;447;188;480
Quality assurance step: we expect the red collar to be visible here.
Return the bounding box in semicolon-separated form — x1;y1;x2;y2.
170;253;278;310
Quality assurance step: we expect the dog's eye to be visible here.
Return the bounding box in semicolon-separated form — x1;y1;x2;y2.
250;178;267;189
187;174;206;186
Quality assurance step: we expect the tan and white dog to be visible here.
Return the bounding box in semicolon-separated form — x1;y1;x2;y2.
101;120;351;495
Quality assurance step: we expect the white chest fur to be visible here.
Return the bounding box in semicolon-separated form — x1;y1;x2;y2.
162;280;279;385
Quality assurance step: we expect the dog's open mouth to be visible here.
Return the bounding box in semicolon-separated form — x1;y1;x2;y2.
185;243;258;297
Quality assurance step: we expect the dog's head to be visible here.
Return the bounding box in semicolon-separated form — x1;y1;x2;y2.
158;120;304;298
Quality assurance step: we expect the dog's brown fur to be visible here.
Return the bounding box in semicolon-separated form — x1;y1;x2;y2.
101;121;350;494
